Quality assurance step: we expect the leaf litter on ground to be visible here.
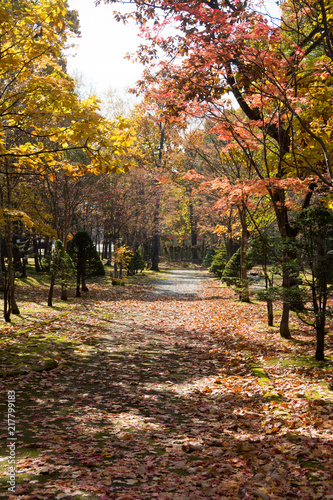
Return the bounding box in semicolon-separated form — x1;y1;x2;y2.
0;269;333;499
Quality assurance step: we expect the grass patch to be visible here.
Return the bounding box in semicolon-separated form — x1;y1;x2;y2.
0;312;96;377
266;355;333;370
170;468;190;476
248;364;270;382
15;264;51;288
248;362;282;401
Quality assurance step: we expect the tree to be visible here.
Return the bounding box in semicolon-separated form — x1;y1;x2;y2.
68;231;105;298
222;246;253;299
112;244;133;282
209;244;227;277
185;165;254;302
140;111;166;271
47;240;74;307
222;248;241;287
101;0;333;336
294;206;333;361
0;0;135;320
127;250;145;275
127;102;183;270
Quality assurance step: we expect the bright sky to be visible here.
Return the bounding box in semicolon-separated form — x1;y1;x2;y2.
66;0;280;97
66;0;143;93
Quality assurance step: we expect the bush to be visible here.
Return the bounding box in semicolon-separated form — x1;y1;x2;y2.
68;231;105;277
92;258;106;276
222;247;241;286
209;245;227;277
202;248;217;268
222;247;253;289
127;251;145;275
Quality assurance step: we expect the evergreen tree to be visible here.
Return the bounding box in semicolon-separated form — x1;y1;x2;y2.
294;206;333;360
209;245;227;278
68;231;105;297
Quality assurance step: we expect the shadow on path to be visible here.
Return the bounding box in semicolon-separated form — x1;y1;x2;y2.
1;269;332;499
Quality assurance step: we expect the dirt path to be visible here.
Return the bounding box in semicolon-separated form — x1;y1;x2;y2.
1;270;333;499
149;269;204;296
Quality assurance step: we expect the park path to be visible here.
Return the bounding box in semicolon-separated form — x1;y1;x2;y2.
149;269;204;295
1;269;333;499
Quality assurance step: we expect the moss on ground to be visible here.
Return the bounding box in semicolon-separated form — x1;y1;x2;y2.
266;354;333;370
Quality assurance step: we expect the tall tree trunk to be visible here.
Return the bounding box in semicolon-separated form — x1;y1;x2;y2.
21;239;29;279
109;240;112;263
314;282;327;361
239;205;250;302
151;191;160;271
76;268;81;297
43;236;51;272
4;270;11;322
61;238;68;301
270;188;292;339
114;261;119;279
48;273;55;307
225;209;234;260
267;300;274;327
82;262;88;292
13;237;23;275
61;179;71;301
33;235;43;273
265;270;274;327
188;189;198;262
280;249;293;339
0;235;5;291
279;302;290;338
225;236;233;261
315;317;325;361
5;220;20;317
190;216;198;262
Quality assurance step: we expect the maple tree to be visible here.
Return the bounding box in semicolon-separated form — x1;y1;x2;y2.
174;128;220;262
183;126;262;302
132;105;169;271
101;0;333;341
125;101;190;270
0;0;135;320
1;2;333;494
180;125;240;259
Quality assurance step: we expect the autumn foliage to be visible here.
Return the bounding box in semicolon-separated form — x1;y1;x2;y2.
1;270;333;498
0;1;333;498
98;0;333;357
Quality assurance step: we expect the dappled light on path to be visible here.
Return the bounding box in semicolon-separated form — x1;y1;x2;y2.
1;270;333;499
